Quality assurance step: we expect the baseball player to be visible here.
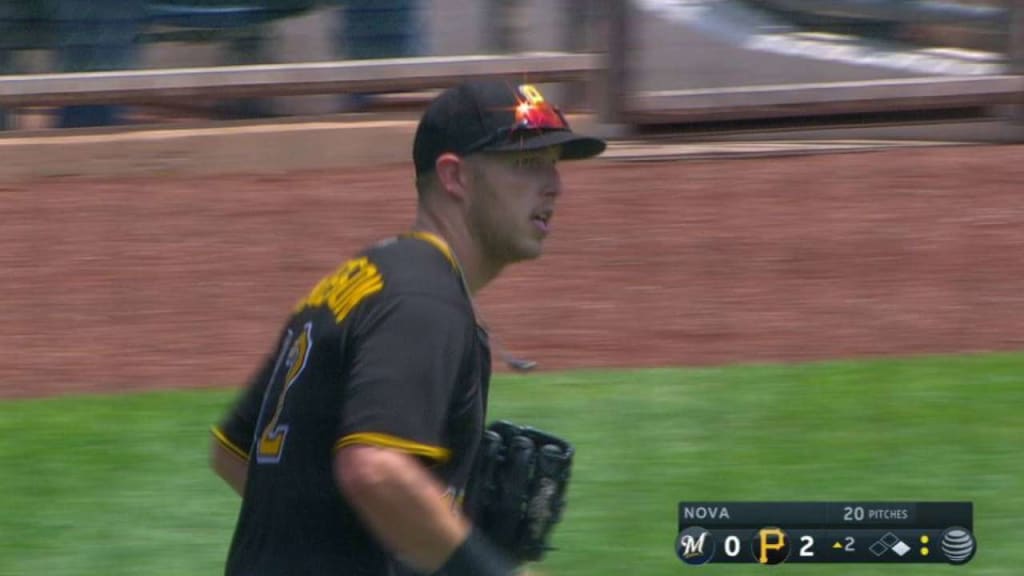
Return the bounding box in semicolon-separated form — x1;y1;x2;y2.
209;79;605;576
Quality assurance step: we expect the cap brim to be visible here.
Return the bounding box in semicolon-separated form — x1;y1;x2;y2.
483;130;607;161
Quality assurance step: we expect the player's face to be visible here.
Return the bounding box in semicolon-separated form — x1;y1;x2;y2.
466;146;563;264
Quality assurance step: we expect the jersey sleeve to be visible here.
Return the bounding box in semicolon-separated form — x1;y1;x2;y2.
210;344;279;462
335;294;472;464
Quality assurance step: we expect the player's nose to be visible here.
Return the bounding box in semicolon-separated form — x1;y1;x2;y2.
541;167;563;198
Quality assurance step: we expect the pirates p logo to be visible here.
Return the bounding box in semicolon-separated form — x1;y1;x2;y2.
517;84;546;105
512;84;567;131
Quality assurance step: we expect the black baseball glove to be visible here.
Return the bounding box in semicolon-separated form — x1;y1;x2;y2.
465;420;576;564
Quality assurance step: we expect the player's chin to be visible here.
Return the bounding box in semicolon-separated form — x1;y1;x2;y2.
509;236;545;262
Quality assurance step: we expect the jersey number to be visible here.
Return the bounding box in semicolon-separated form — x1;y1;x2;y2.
256;321;313;464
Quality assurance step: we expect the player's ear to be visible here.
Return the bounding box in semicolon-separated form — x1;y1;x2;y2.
435;153;471;201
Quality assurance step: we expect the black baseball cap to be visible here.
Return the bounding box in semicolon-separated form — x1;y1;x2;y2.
413;79;607;175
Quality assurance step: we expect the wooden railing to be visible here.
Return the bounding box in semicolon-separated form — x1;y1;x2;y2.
0;53;602;108
0;0;1020;129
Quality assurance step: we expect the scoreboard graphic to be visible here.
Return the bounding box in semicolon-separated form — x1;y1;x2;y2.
676;502;975;565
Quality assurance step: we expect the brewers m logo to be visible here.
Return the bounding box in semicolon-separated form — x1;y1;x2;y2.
676;526;715;565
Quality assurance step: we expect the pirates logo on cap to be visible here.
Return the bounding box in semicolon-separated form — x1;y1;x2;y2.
513;84;567;131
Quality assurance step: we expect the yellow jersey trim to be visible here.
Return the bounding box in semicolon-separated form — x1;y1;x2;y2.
334;432;452;463
406;231;458;271
211;425;250;462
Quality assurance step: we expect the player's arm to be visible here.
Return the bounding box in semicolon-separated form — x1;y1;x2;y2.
210;435;248;496
335;445;470;571
335;294;525;576
336;445;533;576
208;340;280;496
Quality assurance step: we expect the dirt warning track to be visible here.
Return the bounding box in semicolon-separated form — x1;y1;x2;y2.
2;143;1023;398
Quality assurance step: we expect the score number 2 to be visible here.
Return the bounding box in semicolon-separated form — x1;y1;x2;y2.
800;535;815;558
799;535;855;558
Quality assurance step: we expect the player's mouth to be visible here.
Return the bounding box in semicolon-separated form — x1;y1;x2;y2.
531;209;553;234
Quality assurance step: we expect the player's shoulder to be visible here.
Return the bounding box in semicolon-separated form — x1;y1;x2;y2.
293;234;468;326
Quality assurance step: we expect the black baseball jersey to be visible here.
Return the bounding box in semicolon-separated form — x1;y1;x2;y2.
212;232;492;576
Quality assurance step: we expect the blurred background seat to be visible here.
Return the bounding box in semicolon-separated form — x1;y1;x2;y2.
332;0;423;112
0;0;319;128
140;0;317;119
145;0;315;29
0;0;59;129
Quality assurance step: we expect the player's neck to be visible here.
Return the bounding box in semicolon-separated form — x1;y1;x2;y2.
412;212;503;296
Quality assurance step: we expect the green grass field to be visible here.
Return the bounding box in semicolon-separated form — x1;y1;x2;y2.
1;352;1020;575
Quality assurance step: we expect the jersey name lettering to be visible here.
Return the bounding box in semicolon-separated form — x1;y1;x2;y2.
296;257;384;324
